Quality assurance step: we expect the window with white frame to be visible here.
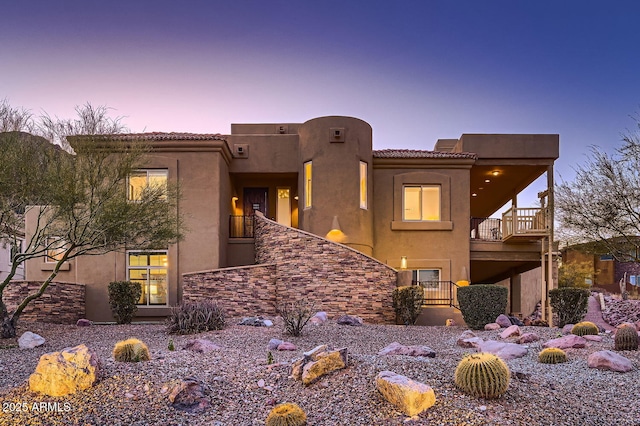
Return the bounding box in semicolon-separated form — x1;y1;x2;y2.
412;269;441;290
128;169;168;201
403;185;440;221
360;161;367;209
128;251;168;306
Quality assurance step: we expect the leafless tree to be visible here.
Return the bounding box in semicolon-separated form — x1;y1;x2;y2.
0;99;34;132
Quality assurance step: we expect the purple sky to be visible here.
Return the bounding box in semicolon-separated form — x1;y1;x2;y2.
2;1;640;207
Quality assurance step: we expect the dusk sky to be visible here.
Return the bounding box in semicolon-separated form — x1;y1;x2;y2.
2;1;640;207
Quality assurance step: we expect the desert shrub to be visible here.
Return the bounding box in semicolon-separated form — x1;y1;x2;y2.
166;300;225;334
614;324;639;351
392;285;423;325
548;287;589;327
277;300;315;337
113;338;150;362
265;402;307;426
558;261;593;289
571;321;599;336
538;347;567;364
457;285;508;330
108;281;142;324
454;352;510;399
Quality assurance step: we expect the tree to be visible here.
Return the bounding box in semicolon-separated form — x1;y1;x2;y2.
556;115;640;262
0;99;34;132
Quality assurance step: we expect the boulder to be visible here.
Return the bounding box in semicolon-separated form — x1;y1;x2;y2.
76;319;92;327
277;342;297;351
238;316;272;327
458;336;484;348
456;330;477;347
268;338;283;350
587;350;633;373
310;311;328;325
500;325;521;339
562;324;574;335
336;315;363;326
517;333;540;344
29;344;100;397
583;334;603;342
484;323;501;331
543;335;587;349
291;345;348;385
508;316;525;326
183;339;221;353
18;331;45;349
472;340;528;360
376;370;436;416
495;314;512;328
445;319;457;326
168;377;210;413
378;342;435;358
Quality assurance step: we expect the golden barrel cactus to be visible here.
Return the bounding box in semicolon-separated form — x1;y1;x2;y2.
614;324;639;351
454;352;510;399
538;347;568;364
571;321;599;336
113;338;151;362
265;402;307;426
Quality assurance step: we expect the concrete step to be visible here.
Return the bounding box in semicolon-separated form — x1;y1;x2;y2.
415;306;466;327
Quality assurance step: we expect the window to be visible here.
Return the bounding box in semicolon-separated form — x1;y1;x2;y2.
360;161;367;209
403;185;440;221
128;251;168;306
128;169;168;201
599;254;614;261
304;161;312;208
412;269;441;288
45;238;66;263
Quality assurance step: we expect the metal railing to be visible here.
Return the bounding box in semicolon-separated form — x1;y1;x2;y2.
501;207;547;238
413;280;459;309
229;215;254;238
470;217;502;241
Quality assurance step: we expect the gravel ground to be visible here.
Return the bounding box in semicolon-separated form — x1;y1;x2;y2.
0;318;639;426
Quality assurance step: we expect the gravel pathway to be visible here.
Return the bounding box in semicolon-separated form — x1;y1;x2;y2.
0;316;638;425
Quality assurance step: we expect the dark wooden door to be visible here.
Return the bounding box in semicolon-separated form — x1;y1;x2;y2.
243;187;268;217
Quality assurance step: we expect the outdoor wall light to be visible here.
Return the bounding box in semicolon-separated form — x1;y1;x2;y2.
472;193;477;197
484;179;491;183
400;256;408;270
492;170;500;176
232;196;238;202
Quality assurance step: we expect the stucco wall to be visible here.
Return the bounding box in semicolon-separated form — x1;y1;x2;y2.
3;281;85;323
183;213;398;323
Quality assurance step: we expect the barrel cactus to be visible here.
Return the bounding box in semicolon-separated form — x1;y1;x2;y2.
538;347;567;364
571;321;599;336
454;352;510;399
266;402;307;426
614;324;639;351
113;338;151;362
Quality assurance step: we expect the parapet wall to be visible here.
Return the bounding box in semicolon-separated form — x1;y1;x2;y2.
4;281;85;324
183;214;397;323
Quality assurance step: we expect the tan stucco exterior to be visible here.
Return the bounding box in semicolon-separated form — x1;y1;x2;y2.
24;116;559;322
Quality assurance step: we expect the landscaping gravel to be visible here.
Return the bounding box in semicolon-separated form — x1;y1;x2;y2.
0;317;639;425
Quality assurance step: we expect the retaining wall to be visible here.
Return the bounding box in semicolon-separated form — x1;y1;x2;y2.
3;281;86;324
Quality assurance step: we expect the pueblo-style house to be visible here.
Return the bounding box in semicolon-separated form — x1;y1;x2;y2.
23;116;559;324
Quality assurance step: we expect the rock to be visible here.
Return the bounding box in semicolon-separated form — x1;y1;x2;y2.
484;323;501;331
458;337;484;348
28;344;100;397
76;319;92;327
268;338;283;350
168;377;210;413
18;331;46;349
562;324;574;335
472;340;528;360
508;316;524;326
277;342;297;351
602;299;640;327
375;370;436;416
378;342;435;358
445;319;456;326
456;330;477;347
238;316;272;327
500;325;521;339
310;311;328;325
583;334;603;342
587;350;634;373
495;314;512;328
336;315;363;326
291;345;348;385
543;335;587;349
263;319;274;327
517;333;540;344
183;339;221;353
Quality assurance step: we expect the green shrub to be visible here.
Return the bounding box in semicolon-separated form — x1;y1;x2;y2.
548;287;589;327
265;402;307;426
277;300;315;337
614;324;639;351
538;347;567;364
113;338;150;362
571;321;599;336
108;281;142;324
166;300;226;334
457;285;508;330
392;285;423;325
454;352;510;399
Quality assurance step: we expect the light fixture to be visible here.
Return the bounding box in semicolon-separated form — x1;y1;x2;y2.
492;170;500;176
232;196;238;202
294;195;299;200
484;179;490;183
472;193;477;197
325;216;347;243
400;256;408;270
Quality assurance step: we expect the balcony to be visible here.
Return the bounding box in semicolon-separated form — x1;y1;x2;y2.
230;215;254;238
471;207;548;243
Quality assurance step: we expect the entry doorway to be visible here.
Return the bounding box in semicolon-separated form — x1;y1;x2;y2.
243;188;268;217
276;187;292;227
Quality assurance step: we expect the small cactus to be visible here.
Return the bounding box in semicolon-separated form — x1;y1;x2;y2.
571;321;599;336
614;324;639;351
113;338;151;362
538;347;567;364
454;352;510;399
168;339;175;351
265;402;307;426
267;351;274;365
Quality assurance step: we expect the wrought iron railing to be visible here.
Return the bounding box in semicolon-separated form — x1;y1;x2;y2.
412;280;459;309
470;217;502;241
229;215;254;238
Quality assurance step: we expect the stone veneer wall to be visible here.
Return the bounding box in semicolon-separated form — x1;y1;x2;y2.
183;264;278;318
182;214;398;323
4;281;85;324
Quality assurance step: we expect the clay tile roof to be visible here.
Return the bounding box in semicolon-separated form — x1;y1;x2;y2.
373;149;477;159
72;132;227;141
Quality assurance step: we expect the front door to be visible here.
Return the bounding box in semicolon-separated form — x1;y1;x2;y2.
243;188;268;217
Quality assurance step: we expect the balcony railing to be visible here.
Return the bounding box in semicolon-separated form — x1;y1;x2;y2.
413;280;459;309
470;217;502;241
501;207;547;238
230;215;254;238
